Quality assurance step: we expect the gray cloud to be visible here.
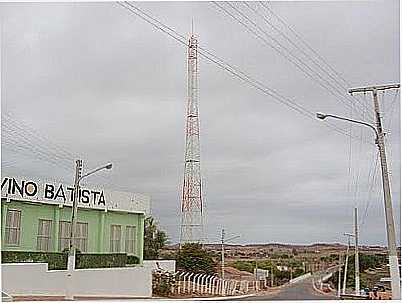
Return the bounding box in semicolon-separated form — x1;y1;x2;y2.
1;1;400;246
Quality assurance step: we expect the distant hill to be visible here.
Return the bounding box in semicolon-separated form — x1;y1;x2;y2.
165;242;387;250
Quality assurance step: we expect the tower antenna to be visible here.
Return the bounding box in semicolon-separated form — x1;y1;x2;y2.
180;33;204;245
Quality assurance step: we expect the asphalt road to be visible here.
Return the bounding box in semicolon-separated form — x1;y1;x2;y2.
236;278;336;301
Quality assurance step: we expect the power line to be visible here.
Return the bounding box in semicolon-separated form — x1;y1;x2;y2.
1;128;74;167
118;2;311;119
385;89;400;134
2;111;113;185
212;1;372;121
352;95;368;211
1;123;75;169
116;1;372;143
259;1;368;108
359;153;380;227
257;3;379;216
244;1;372;119
2;112;77;161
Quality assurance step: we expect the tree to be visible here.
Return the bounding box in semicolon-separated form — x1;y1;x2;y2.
231;260;255;273
176;243;217;274
144;216;168;260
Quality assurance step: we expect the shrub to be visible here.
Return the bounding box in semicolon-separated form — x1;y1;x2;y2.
127;255;140;265
75;253;127;268
2;251;138;269
231;260;255;273
152;271;175;297
176;243;217;274
2;251;68;270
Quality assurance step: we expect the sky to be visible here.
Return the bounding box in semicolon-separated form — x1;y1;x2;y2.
1;0;400;246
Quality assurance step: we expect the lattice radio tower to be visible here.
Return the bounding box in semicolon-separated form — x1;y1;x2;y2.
180;33;204;245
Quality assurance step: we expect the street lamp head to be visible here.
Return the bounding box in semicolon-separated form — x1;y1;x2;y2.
105;163;113;170
316;112;327;120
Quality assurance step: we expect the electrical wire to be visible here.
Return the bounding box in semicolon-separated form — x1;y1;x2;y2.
2;111;114;186
241;1;372;119
259;1;369;111
212;1;372;121
117;1;372;143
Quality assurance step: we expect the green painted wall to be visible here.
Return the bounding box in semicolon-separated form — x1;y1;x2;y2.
1;199;145;263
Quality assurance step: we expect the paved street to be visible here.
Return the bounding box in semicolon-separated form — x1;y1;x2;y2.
236;278;336;301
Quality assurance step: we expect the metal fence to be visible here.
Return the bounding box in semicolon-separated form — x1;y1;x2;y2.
153;269;261;297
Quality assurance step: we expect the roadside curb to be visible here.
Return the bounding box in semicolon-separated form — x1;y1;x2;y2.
160;293;257;301
311;279;331;296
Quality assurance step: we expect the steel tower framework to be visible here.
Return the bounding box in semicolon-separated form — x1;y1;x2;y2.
180;34;204;244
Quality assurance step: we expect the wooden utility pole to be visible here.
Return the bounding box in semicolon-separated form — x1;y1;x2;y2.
349;83;400;299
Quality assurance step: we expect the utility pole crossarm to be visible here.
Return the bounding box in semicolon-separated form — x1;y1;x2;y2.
349;84;400;93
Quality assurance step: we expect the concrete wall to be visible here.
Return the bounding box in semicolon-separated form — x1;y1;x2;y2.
143;260;176;272
289;272;312;284
321;272;333;282
2;263;152;298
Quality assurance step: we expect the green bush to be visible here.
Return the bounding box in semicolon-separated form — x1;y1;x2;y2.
152;271;175;297
2;251;68;270
127;255;140;265
76;253;127;268
2;251;139;269
231;260;255;273
176;243;217;274
330;253;388;289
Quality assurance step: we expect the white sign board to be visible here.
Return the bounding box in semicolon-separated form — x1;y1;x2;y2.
1;176;150;214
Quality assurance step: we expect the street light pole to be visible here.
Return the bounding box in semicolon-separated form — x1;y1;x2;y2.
349;84;400;300
316;113;378;142
317;83;401;299
220;229;240;282
343;233;354;295
337;253;342;297
221;229;225;280
354;208;360;295
66;159;82;300
65;160;112;300
270;264;274;287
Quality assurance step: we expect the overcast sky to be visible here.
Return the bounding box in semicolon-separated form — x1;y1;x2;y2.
1;1;400;246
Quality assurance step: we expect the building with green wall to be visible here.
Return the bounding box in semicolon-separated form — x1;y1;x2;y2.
1;176;150;264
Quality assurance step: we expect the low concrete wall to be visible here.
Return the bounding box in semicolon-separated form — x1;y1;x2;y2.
143;260;175;272
321;272;333;282
289;272;312;284
2;263;152;298
2;263;65;296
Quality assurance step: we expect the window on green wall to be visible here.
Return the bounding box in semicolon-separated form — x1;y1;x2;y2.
75;222;88;252
5;209;21;246
59;221;88;252
110;225;122;252
125;226;136;254
59;221;71;251
37;219;53;251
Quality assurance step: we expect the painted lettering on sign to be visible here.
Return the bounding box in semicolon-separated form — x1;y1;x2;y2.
1;177;38;198
1;177;106;206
